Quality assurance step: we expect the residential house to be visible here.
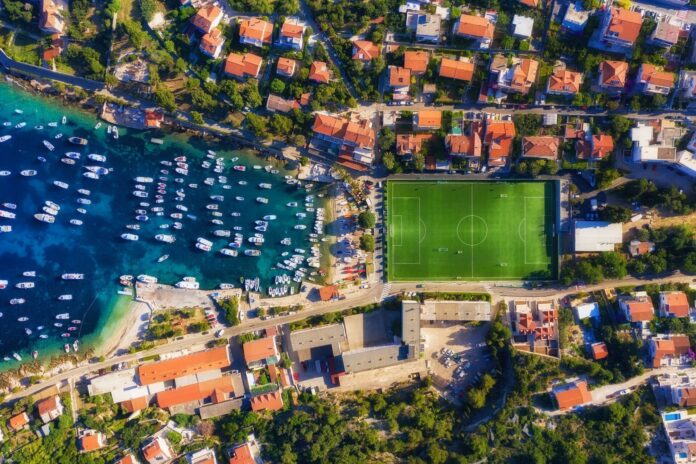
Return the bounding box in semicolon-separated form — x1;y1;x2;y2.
576;133;614;160
142;436;174;464
518;0;538;7
445;123;483;158
155;375;237;410
42;34;64;64
439;58;474;82
309;61;331;83
659;291;690;318
404;50;429;75
573;221;622;252
39;0;66;34
8;412;30;431
453;13;494;48
590;342;609;360
598;60;628;92
116;454;141;464
649;19;681;48
79;430;106;453
661;410;696;464
512;300;559;356
276;57;297;78
484;119;516;167
243;336;279;369
187;447;217;464
630;119;684;164
619;293;655;326
511;15;534;39
648;334;691;368
680;70;696;99
573;302;600;321
413;110;441;131
521;136;559;160
352;40;380;62
36;395;64;423
654;372;696;407
239;18;273;48
199;29;225;59
552;380;592;410
597;7;642;51
266;94;300;113
191;4;223;34
628;240;655;257
276;18;305;50
224;53;263;80
561;2;589;33
636;64;675;95
137;346;231;385
250;390;284;412
396;134;433;157
312;113;376;169
495;58;539;94
417;13;441;43
229;435;262;464
121;396;149;414
388;66;411;101
546;68;583;96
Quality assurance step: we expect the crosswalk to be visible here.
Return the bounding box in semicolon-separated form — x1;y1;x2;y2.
380;283;392;301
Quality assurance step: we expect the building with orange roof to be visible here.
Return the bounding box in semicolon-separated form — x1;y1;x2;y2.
655;372;696;408
484;119;516;167
598;60;628;91
144;109;164;129
79;430;106;453
312;114;375;149
446;125;483;158
649;20;681;48
599;7;642;49
388;66;411;100
318;284;339;301
224;53;263;80
496;58;538;94
121;396;149;413
155;376;236;409
276;18;305;50
36;395;64;424
659;291;691;318
518;0;539;7
577;133;614;160
403;51;429;75
242;337;279;369
396;133;433;157
546;68;584;95
413;110;441;130
142;436;174;464
276;57;297;77
352;40;380;62
8;411;30;431
187;447;217;464
266;94;300;113
309;61;331;83
250;390;284;412
137;345;230;385
191;4;223;34
116;453;140;464
439;58;474;81
239;18;273;48
619;294;655;325
552;380;592;410
649;335;691;368
199;28;225;59
637;64;675;95
453;14;494;48
521;136;559;160
39;0;66;34
229;435;262;464
590;342;609;360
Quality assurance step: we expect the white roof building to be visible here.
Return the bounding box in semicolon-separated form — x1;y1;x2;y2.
574;221;623;252
677;150;696;178
512;15;534;39
630;121;680;163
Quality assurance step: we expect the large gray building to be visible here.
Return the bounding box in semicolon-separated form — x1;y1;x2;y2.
420;300;491;322
288;323;346;362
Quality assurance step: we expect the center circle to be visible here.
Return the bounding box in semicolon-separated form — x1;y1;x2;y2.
456;215;488;246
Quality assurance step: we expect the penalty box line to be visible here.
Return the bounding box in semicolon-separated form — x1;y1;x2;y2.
391;196;421;266
523;196;551;266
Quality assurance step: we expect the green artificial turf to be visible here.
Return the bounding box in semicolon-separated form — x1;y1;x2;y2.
386;180;558;281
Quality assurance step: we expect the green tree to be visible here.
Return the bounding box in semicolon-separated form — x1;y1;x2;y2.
358;211;376;229
190;111;204;124
270;78;286;94
270;114;293;137
382;151;396;171
360;234;375;252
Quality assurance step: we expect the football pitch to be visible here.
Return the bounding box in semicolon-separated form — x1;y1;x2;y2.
386;180;558;281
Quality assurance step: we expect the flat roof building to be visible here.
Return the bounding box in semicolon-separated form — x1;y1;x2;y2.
573;221;622;252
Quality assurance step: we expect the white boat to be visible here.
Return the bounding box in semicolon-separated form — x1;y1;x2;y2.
245;249;261;257
287;202;298;207
69;219;83;226
113;128;119;139
34;213;55;223
256;197;268;204
94;122;102;130
77;198;91;205
45;201;60;210
15;122;26;128
78;189;91;196
133;191;148;198
263;215;277;220
137;275;158;283
77;208;87;214
48;121;58;127
56;313;70;319
65;152;81;159
58;294;73;301
20;170;37;176
259;183;272;189
42;140;54;151
121;233;139;241
61;273;84;280
157;254;169;262
219;248;238;257
195;242;212;252
0;135;11;142
134;177;154;183
62;115;67;124
1;202;16;209
175;280;200;289
0;210;16;219
85;166;108;175
155;234;176;243
61;158;75;165
83;172;100;180
43;206;58;215
219;283;234;289
68;136;88;146
15;282;34;289
87;153;106;162
10;298;25;305
0;225;11;232
54;133;63;139
0;171;10;176
53;180;69;189
213;230;231;237
22;271;36;277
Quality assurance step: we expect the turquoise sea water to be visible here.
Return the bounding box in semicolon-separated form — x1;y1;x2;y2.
0;82;321;365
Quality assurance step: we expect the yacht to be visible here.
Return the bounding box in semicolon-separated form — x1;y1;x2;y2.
83;172;100;180
263;215;277;221
20;170;37;176
85;166;108;175
0;225;11;232
42;140;54;151
53;180;69;189
137;275;158;284
157;254;169;263
287;202;298;207
0;171;10;176
256;197;268;204
133;191;148;198
15;282;34;289
259;183;272;189
155;234;176;243
61;158;76;165
134;177;154;183
121;233;139;241
58;295;73;301
65;152;81;159
10;298;25;305
61;273;84;280
233;165;246;172
0;135;11;142
68;136;88;146
195;242;212;252
77;198;91;205
175;280;200;289
43;206;59;215
78;189;91;196
69;219;83;226
34;213;55;223
219;248;238;257
0;210;16;219
56;313;70;319
245;249;261;257
45;201;60;210
219;283;235;289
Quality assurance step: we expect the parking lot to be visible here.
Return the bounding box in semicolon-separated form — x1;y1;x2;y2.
421;322;492;401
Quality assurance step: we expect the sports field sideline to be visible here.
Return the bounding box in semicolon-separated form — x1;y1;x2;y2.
386;180;558;281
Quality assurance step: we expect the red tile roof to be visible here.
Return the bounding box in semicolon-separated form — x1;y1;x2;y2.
439;58;474;81
485;120;516;164
625;300;654;322
122;396;149;413
312;114;375;148
8;412;29;430
200;28;224;56
352;40;380;61
396;133;433;156
606;7;642;44
156;376;236;408
266;94;300;113
36;395;60;417
548;69;583;94
243;337;277;364
404;51;429;74
591;134;614;159
446;132;482;157
510;58;539;93
415;110;441;129
137;346;230;385
591;342;609;360
389;66;411;87
79;433;104;452
663;292;690;318
522;136;559;160
191;5;222;33
229;443;254;464
142;437;172;464
276;57;297;77
554;380;591;410
280;20;304;39
639;64;676;88
309;61;331;83
518;0;539;7
600;60;628;88
116;454;139;464
651;335;691;367
250;390;284;412
224;52;263;79
455;14;494;39
239;18;273;45
318;284;339;301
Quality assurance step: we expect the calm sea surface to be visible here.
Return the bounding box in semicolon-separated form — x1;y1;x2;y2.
0;82;321;365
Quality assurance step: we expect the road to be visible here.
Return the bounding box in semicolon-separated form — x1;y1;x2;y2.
0;48;105;92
